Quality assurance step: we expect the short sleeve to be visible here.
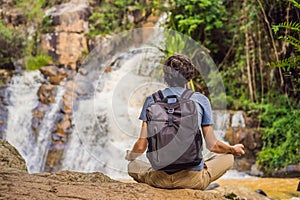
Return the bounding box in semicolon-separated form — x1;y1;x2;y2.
199;95;214;125
138;96;153;121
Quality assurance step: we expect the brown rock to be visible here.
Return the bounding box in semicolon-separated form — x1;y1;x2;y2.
1;7;25;26
0;139;27;172
215;185;269;200
0;167;272;200
234;157;253;171
45;1;91;33
40;1;90;68
37;83;57;104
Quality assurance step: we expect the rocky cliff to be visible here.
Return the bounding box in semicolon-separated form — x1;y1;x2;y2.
0;139;270;200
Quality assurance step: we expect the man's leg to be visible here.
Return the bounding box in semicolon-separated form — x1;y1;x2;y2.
128;160;152;183
204;153;234;182
128;160;172;188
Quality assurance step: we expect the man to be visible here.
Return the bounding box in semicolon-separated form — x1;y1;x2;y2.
125;54;245;190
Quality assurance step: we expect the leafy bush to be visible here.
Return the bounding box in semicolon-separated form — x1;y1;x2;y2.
0;20;25;69
26;54;52;70
257;95;300;175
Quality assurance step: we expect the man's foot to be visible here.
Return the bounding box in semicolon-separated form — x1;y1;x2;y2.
205;183;220;190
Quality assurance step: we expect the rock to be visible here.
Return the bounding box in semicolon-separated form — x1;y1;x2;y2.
40;65;69;85
234;157;253;172
250;164;264;177
225;127;262;172
215;185;269;200
0;140;273;200
37;83;57;104
0;167;271;200
272;164;300;178
231;111;246;128
0;139;27;172
31;102;50;135
40;0;91;69
45;0;91;33
1;7;26;26
36;170;116;183
0;88;9;139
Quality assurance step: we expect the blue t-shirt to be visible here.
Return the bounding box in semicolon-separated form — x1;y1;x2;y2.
139;87;214;171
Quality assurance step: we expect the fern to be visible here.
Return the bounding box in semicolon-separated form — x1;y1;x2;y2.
288;0;300;9
278;35;300;52
267;55;300;69
272;21;300;34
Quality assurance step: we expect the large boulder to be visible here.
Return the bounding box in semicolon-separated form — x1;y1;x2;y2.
0;139;27;172
0;168;269;200
40;0;91;69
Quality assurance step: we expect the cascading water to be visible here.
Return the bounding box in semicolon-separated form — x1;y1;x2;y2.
62;50;166;179
5;71;66;173
5;71;43;170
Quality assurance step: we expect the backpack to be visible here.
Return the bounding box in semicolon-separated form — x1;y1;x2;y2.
145;89;202;171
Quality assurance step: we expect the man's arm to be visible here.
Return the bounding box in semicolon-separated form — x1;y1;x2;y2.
202;125;245;156
125;121;148;161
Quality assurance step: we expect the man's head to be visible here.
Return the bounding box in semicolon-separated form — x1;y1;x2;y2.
163;54;195;87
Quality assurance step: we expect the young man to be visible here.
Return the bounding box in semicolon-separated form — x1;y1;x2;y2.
125;54;245;190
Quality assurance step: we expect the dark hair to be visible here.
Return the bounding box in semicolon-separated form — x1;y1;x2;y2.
163;54;195;87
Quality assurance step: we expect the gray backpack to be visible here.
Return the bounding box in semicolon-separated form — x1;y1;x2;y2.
146;89;202;171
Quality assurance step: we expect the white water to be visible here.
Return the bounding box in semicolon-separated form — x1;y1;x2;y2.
6;71;66;173
62;51;165;179
29;86;65;173
6;71;42;169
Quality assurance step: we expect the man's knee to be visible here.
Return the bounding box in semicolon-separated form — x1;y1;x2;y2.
222;154;234;171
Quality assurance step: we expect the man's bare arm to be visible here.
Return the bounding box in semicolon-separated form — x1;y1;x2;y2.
202;125;245;156
125;121;148;161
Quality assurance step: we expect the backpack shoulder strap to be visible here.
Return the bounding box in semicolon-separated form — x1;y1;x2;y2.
152;90;164;102
181;89;194;99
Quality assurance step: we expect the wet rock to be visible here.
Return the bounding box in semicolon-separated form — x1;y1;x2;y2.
40;66;69;85
216;185;269;200
31;102;50;135
234;157;253;172
37;83;57;104
272;164;300;178
0;139;27;172
231;111;246;128
0;70;12;86
0;91;9;139
249;164;264;177
226;128;262;171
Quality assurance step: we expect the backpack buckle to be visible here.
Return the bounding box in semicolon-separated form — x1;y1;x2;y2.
167;108;174;114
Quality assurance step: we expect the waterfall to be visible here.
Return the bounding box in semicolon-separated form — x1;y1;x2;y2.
5;71;66;173
6;71;42;169
61;50;166;179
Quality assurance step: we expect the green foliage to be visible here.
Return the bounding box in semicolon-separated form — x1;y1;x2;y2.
41;15;54;33
25;54;52;70
167;0;228;57
0;20;25;69
268;0;300;95
15;0;47;20
88;0;163;37
257;96;300;174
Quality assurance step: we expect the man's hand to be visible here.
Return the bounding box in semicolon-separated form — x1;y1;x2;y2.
125;150;134;161
231;144;245;156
